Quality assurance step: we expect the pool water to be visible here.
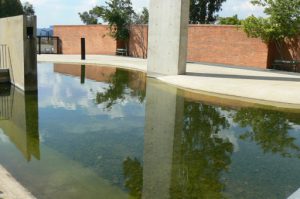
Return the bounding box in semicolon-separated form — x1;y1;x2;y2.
0;63;300;199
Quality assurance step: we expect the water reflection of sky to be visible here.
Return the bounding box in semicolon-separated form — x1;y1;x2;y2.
38;63;145;119
0;63;300;199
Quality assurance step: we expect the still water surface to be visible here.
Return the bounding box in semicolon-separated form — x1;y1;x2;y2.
0;63;300;199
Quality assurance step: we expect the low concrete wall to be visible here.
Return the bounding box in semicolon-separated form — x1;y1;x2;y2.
0;15;37;91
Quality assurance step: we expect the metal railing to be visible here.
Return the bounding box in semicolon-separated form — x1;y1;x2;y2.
0;44;14;83
37;36;61;54
0;44;10;69
0;86;14;120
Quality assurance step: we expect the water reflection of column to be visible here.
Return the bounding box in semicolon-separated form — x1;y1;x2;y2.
143;78;184;199
80;65;86;84
0;86;40;161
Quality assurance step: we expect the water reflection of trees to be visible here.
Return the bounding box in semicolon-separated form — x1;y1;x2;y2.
170;102;233;199
95;69;146;110
123;102;234;199
234;108;300;158
123;157;143;199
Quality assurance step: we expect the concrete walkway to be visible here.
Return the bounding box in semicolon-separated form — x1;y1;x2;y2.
0;165;36;199
38;54;300;109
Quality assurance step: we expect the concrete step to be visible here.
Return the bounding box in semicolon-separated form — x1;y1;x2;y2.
0;69;10;83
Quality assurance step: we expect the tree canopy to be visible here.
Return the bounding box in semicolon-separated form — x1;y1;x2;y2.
0;0;24;18
79;0;135;42
0;0;35;18
189;0;227;24
132;7;149;25
218;14;242;25
23;1;35;16
243;0;300;43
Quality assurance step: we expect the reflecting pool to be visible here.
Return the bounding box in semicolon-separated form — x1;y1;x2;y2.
0;63;300;199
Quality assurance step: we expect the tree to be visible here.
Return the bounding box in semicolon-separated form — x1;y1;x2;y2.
0;0;24;18
189;0;227;24
79;0;135;44
78;9;101;25
23;1;35;16
243;0;300;58
218;14;242;25
132;7;149;25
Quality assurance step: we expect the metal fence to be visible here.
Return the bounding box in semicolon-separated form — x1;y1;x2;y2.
37;36;61;54
0;44;10;69
0;86;13;120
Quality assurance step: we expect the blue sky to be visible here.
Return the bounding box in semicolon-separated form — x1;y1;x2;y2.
21;0;265;28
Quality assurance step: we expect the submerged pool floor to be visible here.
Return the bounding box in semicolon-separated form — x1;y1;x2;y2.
0;63;300;199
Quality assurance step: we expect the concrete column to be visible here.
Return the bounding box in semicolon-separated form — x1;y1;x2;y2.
0;86;40;161
0;15;37;91
143;78;184;199
147;0;190;76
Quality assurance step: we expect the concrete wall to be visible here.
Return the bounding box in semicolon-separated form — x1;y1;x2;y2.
53;25;116;55
0;15;37;91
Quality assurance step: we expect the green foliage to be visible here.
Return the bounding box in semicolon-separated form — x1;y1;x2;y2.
79;0;134;42
0;0;24;18
78;10;99;25
123;157;143;198
218;15;242;25
190;0;227;24
23;1;35;16
243;16;274;42
132;7;149;24
243;0;300;43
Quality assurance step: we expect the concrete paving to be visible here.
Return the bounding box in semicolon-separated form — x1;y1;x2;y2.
0;165;36;199
288;188;300;199
38;54;300;109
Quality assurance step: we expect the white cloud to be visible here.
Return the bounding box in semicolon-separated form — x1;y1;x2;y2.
219;0;265;18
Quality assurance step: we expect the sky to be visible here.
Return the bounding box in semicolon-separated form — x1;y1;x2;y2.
21;0;266;28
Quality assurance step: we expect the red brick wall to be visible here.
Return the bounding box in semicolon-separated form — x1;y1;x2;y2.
53;25;116;55
187;25;269;69
129;25;148;59
54;24;300;69
269;37;300;61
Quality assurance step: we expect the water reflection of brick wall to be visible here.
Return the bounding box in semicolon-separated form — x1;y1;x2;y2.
54;64;116;82
53;64;147;92
53;25;300;69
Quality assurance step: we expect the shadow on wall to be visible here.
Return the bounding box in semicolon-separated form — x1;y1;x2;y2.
268;37;300;72
129;25;148;59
